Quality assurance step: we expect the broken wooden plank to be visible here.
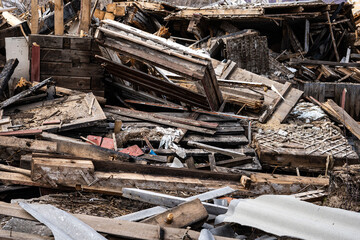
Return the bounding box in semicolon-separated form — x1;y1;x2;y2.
117;186;235;222
2;11;23;26
259;82;292;123
105;106;216;134
0;136;133;161
54;0;64;35
30;0;39;34
320;99;360;140
0;229;51;240
4;93;106;132
0;129;42;136
212;59;302;124
165;8;263;20
290;59;360;67
31;158;95;187
326;11;340;62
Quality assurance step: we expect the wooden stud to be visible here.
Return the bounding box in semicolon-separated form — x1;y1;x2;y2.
78;0;91;34
304;19;310;53
326;12;340;62
30;0;39;34
54;0;64;35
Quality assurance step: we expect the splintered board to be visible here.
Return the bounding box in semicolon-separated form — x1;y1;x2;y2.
3;93;106;132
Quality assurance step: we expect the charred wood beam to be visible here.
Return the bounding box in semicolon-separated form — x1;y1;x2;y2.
0;77;52;109
0;58;18;98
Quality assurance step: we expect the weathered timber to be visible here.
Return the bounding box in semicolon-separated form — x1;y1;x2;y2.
141;199;208;228
105;106;216;134
0;136;133;161
0;78;52;109
165;8;263;20
0;59;18;98
320;99;360;140
38;0;80;34
31;158;95;187
187;141;246;157
259;82;292;123
212;57;302;124
78;0;91;33
0;201;235;240
0;164;31;177
98;55;210;110
30;0;39;34
4;93;106;132
290;59;360;67
0;229;51;240
54;0;64;35
96;20;223;111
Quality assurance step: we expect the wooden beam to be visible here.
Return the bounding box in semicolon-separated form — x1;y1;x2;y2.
54;0;64;35
0;201;235;240
30;0;39;34
0;164;31;177
0;135;133;162
259;82;292;123
319;99;360;140
78;0;91;34
141;199;208;228
289;59;360;67
105;106;216;135
0;59;18;98
0;229;51;240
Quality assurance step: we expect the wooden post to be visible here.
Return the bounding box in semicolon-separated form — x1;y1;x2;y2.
78;0;91;34
31;43;40;82
326;11;340;62
304;19;310;53
54;0;64;35
30;0;39;34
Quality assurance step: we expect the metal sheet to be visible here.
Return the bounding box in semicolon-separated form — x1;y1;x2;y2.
216;195;360;240
122;188;229;215
19;202;106;240
115;206;167;222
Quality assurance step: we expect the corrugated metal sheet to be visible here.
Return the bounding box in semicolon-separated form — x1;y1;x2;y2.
215;195;360;240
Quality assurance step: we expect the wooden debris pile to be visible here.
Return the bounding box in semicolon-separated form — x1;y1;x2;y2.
0;0;358;239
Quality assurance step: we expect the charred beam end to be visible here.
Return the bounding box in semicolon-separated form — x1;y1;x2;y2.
0;77;53;109
0;58;19;98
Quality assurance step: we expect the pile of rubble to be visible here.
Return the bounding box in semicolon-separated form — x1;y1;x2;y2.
0;0;359;239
